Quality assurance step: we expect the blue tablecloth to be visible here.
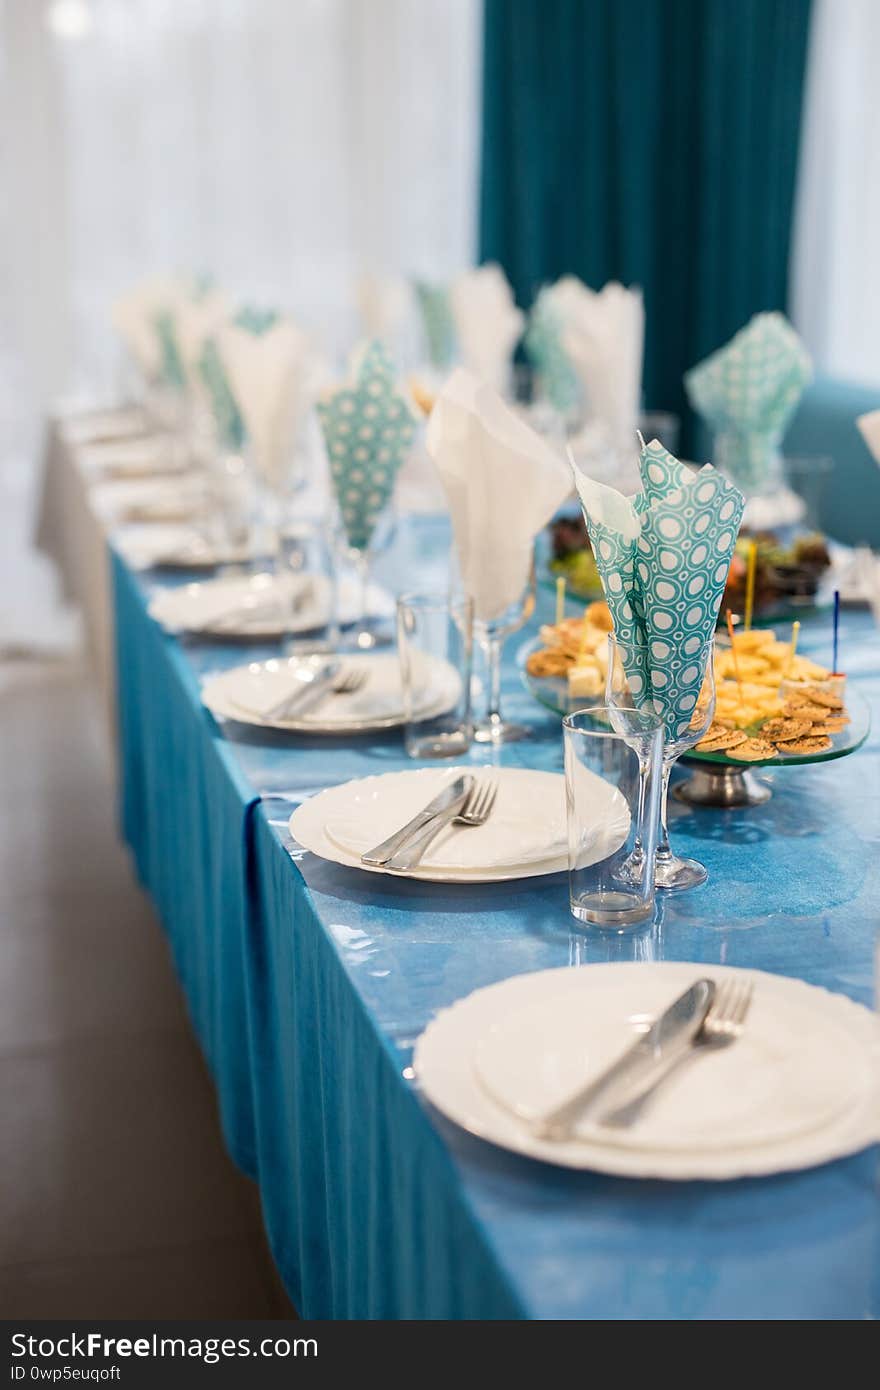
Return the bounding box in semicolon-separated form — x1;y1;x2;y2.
113;518;880;1320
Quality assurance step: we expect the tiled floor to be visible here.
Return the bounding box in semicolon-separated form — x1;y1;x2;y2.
0;656;296;1318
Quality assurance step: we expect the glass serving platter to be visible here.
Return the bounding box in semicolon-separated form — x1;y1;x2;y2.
517;634;871;806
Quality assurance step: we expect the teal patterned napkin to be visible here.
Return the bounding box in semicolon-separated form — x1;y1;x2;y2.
233;305;280;335
413;282;456;370
197;339;245;451
524;289;581;416
572;439;745;739
317;342;416;551
684;312;812;492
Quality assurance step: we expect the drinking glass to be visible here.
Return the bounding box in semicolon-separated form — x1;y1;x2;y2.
397;591;474;758
275;515;339;653
607;634;716;892
563;708;663;928
206;449;255;562
473;566;536;743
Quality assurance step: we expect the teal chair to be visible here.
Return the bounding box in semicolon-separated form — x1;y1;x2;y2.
783;375;880;547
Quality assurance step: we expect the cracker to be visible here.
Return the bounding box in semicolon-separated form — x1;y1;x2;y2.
798;686;843;710
761;717;812;741
782;700;830;721
777;734;832;755
695;729;748;753
818;716;848;733
727;737;776;762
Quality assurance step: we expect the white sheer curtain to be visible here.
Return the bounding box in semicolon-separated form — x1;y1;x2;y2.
791;0;880;384
0;0;480;645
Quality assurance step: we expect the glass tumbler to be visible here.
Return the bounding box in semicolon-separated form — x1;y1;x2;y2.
563;708;663;929
397;591;474;759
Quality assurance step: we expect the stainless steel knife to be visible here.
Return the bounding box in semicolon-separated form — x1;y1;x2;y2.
531;978;716;1140
264;661;340;723
361;775;474;867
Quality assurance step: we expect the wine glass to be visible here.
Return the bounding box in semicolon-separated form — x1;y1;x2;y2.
606;633;716;891
336;506;396;650
473;564;536;743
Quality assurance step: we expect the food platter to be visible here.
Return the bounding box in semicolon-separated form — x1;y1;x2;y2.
517;634;871;807
536;519;838;624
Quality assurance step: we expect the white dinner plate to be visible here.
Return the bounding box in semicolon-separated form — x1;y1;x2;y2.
148;571;394;638
201;651;461;734
62;408;148;446
414;963;880;1179
289;766;571;882
116;524;259;572
80;437;189;479
94;476;208;524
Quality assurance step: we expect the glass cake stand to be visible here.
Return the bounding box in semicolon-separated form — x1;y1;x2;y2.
518;635;871;808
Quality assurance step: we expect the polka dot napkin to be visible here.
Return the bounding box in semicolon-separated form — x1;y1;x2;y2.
317;341;417;551
684;312;813;493
571;439;745;739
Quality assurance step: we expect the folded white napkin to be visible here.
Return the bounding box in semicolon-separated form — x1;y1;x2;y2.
857;409;880;464
449;264;524;395
112;276;182;380
217;318;322;490
426;369;572;622
551;277;644;459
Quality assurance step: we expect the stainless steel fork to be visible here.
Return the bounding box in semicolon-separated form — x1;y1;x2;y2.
600;976;754;1127
385;775;499;872
270;666;368;723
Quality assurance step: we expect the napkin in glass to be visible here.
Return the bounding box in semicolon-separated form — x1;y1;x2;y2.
217;314;319;490
572;439;745;738
112;276;182;382
317;341;417;550
414;280;456;371
551;277;644;460
449;263;524;395
523;288;581;417
684;312;813;493
197;339;245;451
173;284;230;392
426;369;572;623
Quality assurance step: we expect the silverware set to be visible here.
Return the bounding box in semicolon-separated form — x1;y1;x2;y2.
263;663;368;724
527;976;754;1141
362;773;499;872
203;580;315;634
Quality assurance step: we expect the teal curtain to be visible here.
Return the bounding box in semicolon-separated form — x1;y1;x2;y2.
480;0;813;446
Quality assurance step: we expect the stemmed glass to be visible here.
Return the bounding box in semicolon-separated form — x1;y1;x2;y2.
337;507;396;651
473;565;536;743
606;633;716;891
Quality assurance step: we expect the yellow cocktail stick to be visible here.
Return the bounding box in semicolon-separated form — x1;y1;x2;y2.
785;620;801;679
744;539;757;631
577;605;592;661
726;608;744;704
555;575;566;626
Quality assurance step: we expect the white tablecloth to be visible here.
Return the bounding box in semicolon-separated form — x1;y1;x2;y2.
35;416;117;718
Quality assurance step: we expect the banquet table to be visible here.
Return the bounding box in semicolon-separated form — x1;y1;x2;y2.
44;421;880;1319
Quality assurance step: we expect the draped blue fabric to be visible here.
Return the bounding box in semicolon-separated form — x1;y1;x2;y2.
112;521;880;1320
480;0;814;443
